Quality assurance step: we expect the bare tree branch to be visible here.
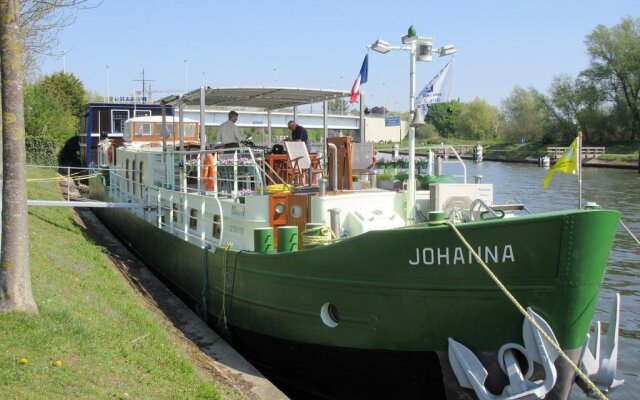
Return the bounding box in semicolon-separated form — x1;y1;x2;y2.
18;0;101;79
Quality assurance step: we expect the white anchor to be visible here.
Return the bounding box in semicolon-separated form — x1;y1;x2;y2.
448;308;559;399
577;292;624;397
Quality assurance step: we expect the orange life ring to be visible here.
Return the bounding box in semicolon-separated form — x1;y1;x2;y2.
202;153;216;191
107;145;114;164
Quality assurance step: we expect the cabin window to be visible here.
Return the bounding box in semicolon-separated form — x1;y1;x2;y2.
160;200;171;228
135;110;151;117
172;203;181;223
185;123;196;137
125;159;130;192
165;123;175;136
189;209;199;230
138;162;144;197
131;161;136;195
212;215;221;239
135;123;152;137
111;110;129;134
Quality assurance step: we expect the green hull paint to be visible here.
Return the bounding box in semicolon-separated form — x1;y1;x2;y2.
89;177;619;354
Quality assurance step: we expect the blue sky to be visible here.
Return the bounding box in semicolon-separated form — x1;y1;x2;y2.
40;0;638;111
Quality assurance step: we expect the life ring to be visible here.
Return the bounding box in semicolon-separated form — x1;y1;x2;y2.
202;153;216;191
107;145;114;164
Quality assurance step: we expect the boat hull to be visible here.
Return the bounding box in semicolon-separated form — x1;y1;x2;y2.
89;177;619;399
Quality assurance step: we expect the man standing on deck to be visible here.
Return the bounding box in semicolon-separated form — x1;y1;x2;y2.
215;111;244;148
287;120;310;151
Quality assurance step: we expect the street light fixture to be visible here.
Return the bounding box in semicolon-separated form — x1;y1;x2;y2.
370;39;393;54
368;25;456;225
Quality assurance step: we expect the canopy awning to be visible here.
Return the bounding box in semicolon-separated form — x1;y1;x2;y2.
157;87;351;110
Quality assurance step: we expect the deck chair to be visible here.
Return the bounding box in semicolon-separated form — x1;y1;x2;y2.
351;142;376;185
284;141;324;186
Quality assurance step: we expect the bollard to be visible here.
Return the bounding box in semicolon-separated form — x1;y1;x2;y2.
328;208;342;238
318;178;327;197
254;227;274;253
277;226;298;253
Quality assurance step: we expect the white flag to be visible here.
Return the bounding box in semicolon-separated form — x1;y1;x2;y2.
415;57;454;116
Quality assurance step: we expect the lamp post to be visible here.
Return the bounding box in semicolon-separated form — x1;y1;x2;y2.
106;65;110;102
184;59;188;93
369;25;456;225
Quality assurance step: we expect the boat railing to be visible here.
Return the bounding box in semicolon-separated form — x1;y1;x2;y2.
415;144;467;183
167;147;266;198
107;167;143;204
143;184;221;248
469;197;531;221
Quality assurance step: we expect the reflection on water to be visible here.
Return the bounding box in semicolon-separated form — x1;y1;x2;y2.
463;161;639;399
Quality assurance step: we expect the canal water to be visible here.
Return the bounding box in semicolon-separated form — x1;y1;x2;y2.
458;160;639;399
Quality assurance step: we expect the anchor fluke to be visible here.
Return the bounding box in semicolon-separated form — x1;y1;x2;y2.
577;293;624;397
448;308;559;400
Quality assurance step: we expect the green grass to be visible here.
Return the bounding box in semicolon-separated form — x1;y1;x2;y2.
1;167;238;399
598;153;639;162
376;138;639;162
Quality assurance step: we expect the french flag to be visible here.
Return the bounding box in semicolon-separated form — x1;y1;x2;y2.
349;54;369;104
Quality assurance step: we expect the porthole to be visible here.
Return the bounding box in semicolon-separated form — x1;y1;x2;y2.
274;202;285;215
320;302;340;328
290;205;303;218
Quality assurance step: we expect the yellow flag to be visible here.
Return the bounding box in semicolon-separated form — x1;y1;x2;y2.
542;137;579;189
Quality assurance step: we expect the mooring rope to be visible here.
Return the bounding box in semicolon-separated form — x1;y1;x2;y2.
446;221;608;400
302;225;337;247
620;220;640;246
26;173;99;182
218;242;234;328
200;244;212;323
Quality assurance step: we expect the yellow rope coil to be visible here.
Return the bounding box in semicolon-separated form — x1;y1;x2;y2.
266;184;292;194
446;221;608;400
302;226;336;247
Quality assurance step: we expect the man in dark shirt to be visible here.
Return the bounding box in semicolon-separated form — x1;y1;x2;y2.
287;120;310;151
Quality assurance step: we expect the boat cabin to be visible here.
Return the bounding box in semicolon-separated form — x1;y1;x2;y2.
123;116;200;146
95;88;496;254
79;102;174;166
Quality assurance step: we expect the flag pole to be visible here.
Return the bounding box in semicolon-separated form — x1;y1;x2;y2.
578;132;582;209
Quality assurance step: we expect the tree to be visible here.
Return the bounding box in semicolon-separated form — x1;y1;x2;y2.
23;83;77;162
1;0;38;314
582;17;640;139
544;74;610;143
457;98;502;140
425;101;462;138
19;0;96;79
37;71;86;116
328;98;349;114
23;72;85;163
371;106;388;115
501;86;547;143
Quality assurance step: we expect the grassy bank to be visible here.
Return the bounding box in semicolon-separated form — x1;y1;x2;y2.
1;167;238;399
377;138;639;162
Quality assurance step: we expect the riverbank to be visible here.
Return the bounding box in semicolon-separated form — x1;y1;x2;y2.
0;167;285;399
463;154;638;169
377;140;638;170
380;150;638;170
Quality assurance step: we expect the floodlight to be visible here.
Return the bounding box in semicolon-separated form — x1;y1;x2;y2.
370;39;391;54
438;45;457;56
416;43;433;62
